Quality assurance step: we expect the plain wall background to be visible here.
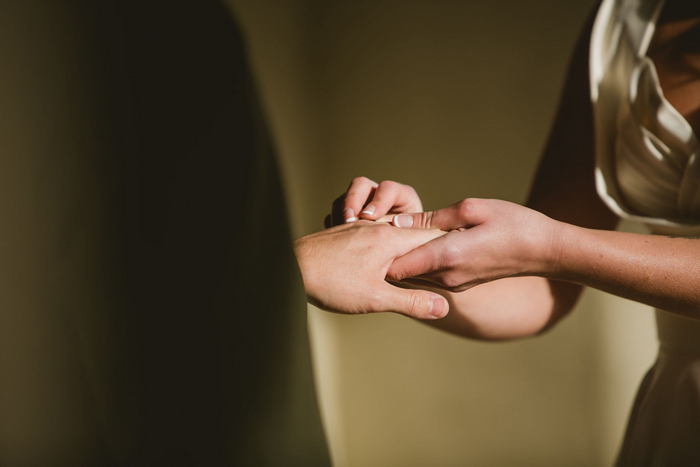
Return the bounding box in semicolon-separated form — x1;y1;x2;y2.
228;1;658;465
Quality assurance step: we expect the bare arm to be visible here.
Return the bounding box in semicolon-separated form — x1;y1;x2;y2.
384;11;611;340
389;6;700;336
550;226;700;318
319;16;605;340
315;5;700;338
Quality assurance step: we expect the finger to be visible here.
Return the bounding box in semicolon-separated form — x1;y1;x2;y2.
386;233;450;281
343;177;378;223
391;276;468;293
388;276;443;289
359;180;421;220
392;198;487;231
377;282;448;319
387;224;447;258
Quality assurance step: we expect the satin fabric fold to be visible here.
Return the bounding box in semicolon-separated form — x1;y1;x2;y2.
590;0;700;231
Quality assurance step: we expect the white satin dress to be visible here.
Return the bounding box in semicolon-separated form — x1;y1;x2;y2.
590;0;700;464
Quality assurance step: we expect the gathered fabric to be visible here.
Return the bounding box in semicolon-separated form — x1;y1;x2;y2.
591;0;700;233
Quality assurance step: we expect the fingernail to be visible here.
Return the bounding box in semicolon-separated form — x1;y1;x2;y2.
361;205;375;216
393;214;413;228
344;208;356;223
429;297;447;319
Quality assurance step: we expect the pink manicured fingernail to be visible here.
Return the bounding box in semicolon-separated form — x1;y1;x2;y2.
393;214;413;228
344;208;356;223
361;205;375;216
430;297;447;319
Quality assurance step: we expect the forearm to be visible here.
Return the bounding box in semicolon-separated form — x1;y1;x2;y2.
424;276;583;341
550;223;700;317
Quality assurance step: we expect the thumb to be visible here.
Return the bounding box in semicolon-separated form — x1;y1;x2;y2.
392;199;485;231
378;283;449;320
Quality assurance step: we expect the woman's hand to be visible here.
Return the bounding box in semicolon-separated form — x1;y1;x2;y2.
294;221;449;319
387;198;563;292
325;177;423;227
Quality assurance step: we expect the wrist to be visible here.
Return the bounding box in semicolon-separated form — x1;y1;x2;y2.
541;220;593;282
537;217;567;278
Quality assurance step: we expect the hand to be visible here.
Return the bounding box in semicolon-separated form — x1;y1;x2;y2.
325;177;423;227
387;198;563;292
294;221;449;319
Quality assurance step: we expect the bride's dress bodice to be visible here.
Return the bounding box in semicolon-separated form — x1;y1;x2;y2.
591;0;700;236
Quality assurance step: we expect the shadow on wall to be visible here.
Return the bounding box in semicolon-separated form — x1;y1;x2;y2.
0;1;328;465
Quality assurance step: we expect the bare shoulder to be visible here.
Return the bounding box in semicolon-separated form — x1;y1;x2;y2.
648;3;700;135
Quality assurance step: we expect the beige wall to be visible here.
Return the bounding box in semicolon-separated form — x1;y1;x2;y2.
229;1;658;465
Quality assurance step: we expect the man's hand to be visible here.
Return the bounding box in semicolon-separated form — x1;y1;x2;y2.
294;221;449;319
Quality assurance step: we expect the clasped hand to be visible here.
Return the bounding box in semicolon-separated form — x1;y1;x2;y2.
295;176;563;319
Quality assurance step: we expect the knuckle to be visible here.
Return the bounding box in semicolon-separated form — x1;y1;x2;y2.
445;267;469;286
351;176;367;185
414;212;433;229
441;274;463;289
377;180;398;192
456;198;477;219
375;181;398;204
405;292;428;317
453;198;488;226
351;176;375;187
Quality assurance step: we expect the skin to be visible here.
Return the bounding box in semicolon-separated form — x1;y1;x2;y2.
324;178;422;228
308;2;700;340
294;221;449;320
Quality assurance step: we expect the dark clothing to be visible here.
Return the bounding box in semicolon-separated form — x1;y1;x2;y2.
0;1;329;465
